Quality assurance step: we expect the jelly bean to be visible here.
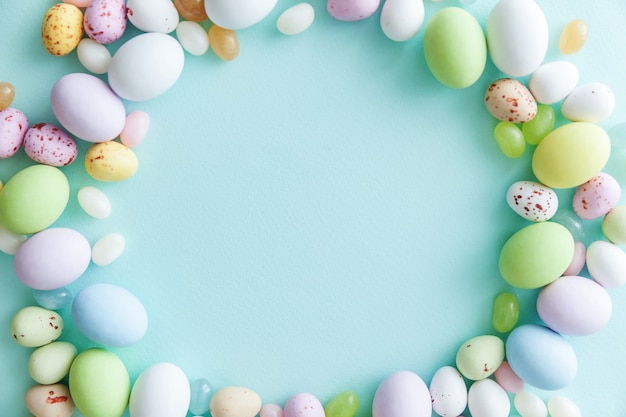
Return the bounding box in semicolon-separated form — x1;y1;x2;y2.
91;233;126;266
0;81;15;110
608;122;626;149
176;21;210;56
85;141;139;182
522;105;554;145
493;361;524;393
455;335;504;380
260;403;283;417
494;121;525;158
491;292;519;333
25;383;74;417
77;38;112;74
0;223;27;255
514;391;547;417
41;4;84;56
277;3;315;36
210;387;262;417
78;186;112;219
601;205;626;244
189;378;214;415
325;391;359;417
120;110;150;148
32;287;73;310
209;26;240;61
547;396;581;417
10;306;63;348
28;341;78;385
559;19;588;55
550;209;585;243
174;0;209;21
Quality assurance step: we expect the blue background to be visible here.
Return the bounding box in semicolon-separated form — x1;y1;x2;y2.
1;1;626;416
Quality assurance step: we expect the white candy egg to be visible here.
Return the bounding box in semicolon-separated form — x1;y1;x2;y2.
547;396;581;417
129;362;191;417
0;223;26;255
586;240;626;288
204;0;278;30
276;3;315;36
108;33;185;102
176;21;209;56
528;61;579;104
78;186;111;219
513;391;547;417
467;379;510;417
126;0;179;33
506;181;558;222
77;38;112;74
380;0;425;42
372;370;431;417
92;233;126;266
429;366;467;417
486;0;548;77
561;82;615;123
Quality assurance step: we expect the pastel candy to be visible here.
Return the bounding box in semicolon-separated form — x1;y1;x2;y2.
467;379;510;417
284;393;325;417
429;366;467;417
204;0;277;29
10;306;63;348
83;0;126;44
325;391;359;417
0;107;29;158
372;371;431;417
28;341;78;384
585;240;626;288
327;0;379;21
25;383;75;417
572;173;620;220
210;387;262;417
129;362;191;417
455;335;504;380
601;205;626;244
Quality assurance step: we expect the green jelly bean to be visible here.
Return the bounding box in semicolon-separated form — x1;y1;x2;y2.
325;390;359;417
455;335;504;380
0;165;69;234
492;292;519;333
494;121;525;158
522;105;555;145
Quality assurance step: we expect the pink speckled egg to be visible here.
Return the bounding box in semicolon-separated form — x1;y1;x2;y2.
506;180;558;221
0;108;29;158
572;172;621;220
485;78;537;123
23;123;78;166
284;393;324;417
83;0;126;44
327;0;380;21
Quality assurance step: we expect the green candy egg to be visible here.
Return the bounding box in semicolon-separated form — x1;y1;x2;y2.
69;348;130;417
494;121;525;158
10;306;63;347
491;292;519;333
28;341;77;384
455;335;504;380
0;165;69;234
522;104;555;145
499;222;575;289
532;122;610;188
424;7;487;89
325;390;359;417
602;205;626;244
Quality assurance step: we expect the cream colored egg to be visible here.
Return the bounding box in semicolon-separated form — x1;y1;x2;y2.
25;383;74;417
210;386;262;417
485;78;537;123
176;21;210;55
28;341;78;384
10;306;63;348
468;379;510;417
129;362;191;417
92;233;126;266
277;3;315;36
77;38;112;74
528;61;579;105
85;141;139;182
205;0;278;30
586;240;626;288
126;0;179;33
561;82;615;123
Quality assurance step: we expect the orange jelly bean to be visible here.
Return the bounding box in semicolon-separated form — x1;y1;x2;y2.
209;25;240;62
559;19;588;55
174;0;208;22
0;82;15;110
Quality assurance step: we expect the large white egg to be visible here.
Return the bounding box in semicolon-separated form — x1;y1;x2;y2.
486;0;548;77
108;33;184;102
126;0;179;33
380;0;425;42
561;82;615;123
129;362;191;417
467;379;510;417
528;61;579;104
204;0;278;30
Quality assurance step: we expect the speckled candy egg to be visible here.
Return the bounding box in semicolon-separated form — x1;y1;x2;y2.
506;181;558;221
10;306;63;348
573;173;620;220
485;79;537;123
456;335;504;380
210;387;262;417
429;366;467;417
129;363;191;417
0;108;29;158
42;3;84;56
85;140;139;181
284;393;325;417
372;371;431;417
23;123;78;166
25;383;74;417
84;0;126;44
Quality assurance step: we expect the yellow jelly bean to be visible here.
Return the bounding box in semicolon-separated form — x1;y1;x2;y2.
41;3;84;56
209;25;240;61
0;82;15;110
494;121;525;158
559;19;588;55
85;141;138;182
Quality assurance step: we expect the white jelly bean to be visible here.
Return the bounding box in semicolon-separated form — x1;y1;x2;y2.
92;233;126;266
0;223;27;255
176;21;210;56
77;38;112;74
78;186;112;219
547;396;581;417
276;3;315;35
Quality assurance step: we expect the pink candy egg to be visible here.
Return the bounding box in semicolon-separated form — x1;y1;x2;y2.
493;361;524;393
120;110;150;147
0;108;29;158
572;172;621;220
327;0;380;21
23;123;78;166
562;241;586;276
83;0;126;44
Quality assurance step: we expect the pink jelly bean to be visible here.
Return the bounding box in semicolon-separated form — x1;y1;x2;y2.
327;0;380;21
562;242;586;276
120;110;150;148
494;361;524;393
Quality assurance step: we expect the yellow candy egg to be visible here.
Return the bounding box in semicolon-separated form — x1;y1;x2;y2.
42;3;84;56
85;141;139;182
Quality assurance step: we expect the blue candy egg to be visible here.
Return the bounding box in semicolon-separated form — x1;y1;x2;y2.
506;324;577;390
72;283;148;347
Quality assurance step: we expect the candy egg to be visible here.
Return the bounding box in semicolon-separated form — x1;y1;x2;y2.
423;7;486;89
210;387;262;417
10;306;63;348
176;21;210;55
586;240;626;288
72;283;148;347
486;0;548;77
85;141;139;182
284;393;324;417
514;391;547;417
42;3;84;56
572;173;620;220
559;19;588;55
601;205;626;244
429;366;467;417
77;38;112;74
84;0;126;44
547;396;581;417
537;275;612;336
372;370;431;417
23;123;78;166
205;0;278;29
277;3;316;36
189;378;214;416
0;224;27;255
380;0;424;42
14;227;91;290
324;391;359;417
493;361;524;393
484;78;537;123
455;335;504;380
522;104;555;145
467;379;509;417
494;121;525;158
78;186;112;219
129;363;191;417
91;232;126;266
28;341;78;385
0;108;29;158
25;383;74;417
561;82;615;123
51;73;126;143
327;0;379;21
528;61;579;105
126;0;179;33
32;287;73;310
506;181;558;222
108;33;185;101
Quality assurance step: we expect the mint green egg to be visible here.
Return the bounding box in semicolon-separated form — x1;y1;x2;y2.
69;348;130;417
494;121;525;158
522;105;555;145
455;335;504;380
28;341;77;384
325;390;359;417
492;292;519;333
0;165;69;234
499;222;575;289
424;7;487;89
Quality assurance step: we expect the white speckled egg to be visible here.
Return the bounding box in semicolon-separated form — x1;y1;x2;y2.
127;0;179;33
561;82;615;123
210;386;262;417
485;79;537;123
23;123;78;166
467;379;510;417
513;391;547;417
284;393;324;417
506;181;558;221
380;0;424;42
129;362;191;417
84;0;126;44
572;173;620;220
108;33;185;101
586;240;626;288
205;0;278;30
528;61;579;105
372;370;431;417
10;306;63;348
429;366;467;417
0;108;29;158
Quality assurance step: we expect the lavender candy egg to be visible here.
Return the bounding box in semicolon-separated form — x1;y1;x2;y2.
14;228;91;291
284;393;324;417
72;283;148;347
0;108;29;158
372;371;431;417
51;73;126;143
23;123;78;166
83;0;126;44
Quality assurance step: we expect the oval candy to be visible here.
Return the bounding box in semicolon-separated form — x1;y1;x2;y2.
325;391;359;417
10;306;63;348
455;335;504;380
277;3;315;36
210;387;262;417
28;341;78;385
78;186;112;219
514;391;547;417
77;38;112;74
585;240;626;288
0;107;29;158
25;383;75;417
561;82;615;123
372;370;431;417
284;393;325;417
380;0;424;42
91;232;126;266
493;361;524;393
176;21;210;56
84;0;126;44
42;3;84;56
601;205;626;244
528;61;579;105
506;181;558;222
23;122;78;166
126;0;179;33
129;362;191;417
467;379;510;417
205;0;277;29
429;366;467;417
572;172;620;220
484;78;537;123
85;140;139;182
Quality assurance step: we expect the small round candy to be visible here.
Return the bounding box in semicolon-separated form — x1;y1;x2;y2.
277;3;315;36
91;233;126;266
0;82;15;110
78;186;112;219
209;25;240;61
559;19;588;54
120;110;150;148
77;38;112;74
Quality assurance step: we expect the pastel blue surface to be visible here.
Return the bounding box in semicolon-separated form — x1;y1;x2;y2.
1;1;626;416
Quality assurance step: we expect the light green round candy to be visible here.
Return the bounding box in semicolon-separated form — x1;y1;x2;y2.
69;348;130;417
455;335;504;380
325;390;359;417
28;341;77;384
423;7;486;89
0;165;69;234
532;122;610;188
492;292;519;333
602;205;626;244
499;222;575;289
522;105;555;145
494;121;525;158
10;306;63;347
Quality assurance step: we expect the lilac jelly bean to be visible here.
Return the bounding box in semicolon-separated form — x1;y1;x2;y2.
32;287;73;310
189;378;213;415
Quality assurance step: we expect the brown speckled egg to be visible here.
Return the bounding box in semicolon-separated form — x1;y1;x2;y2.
506;180;558;222
485;78;537;123
23;123;78;167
